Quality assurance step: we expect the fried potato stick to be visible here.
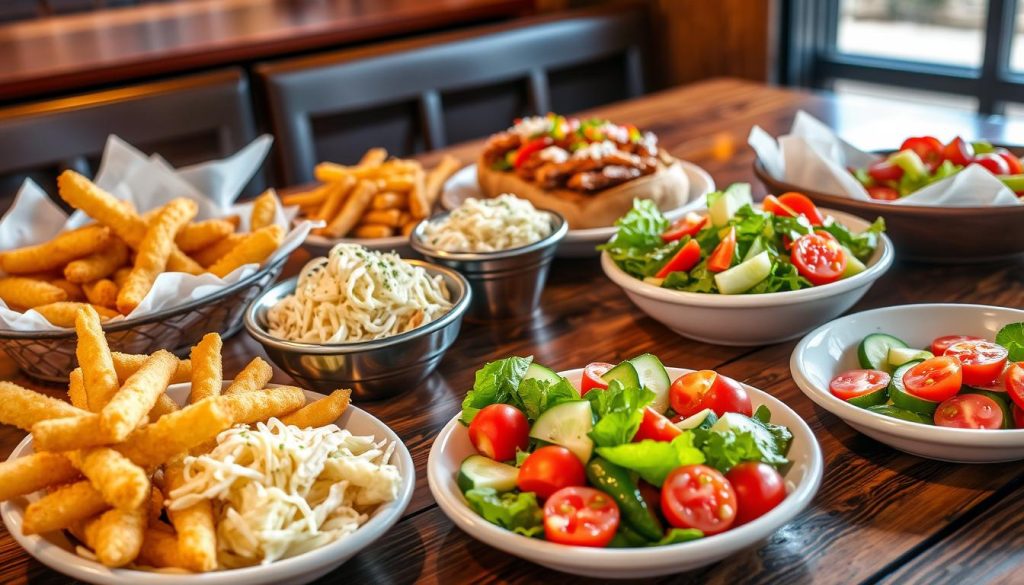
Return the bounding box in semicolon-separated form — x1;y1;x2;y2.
0;224;111;274
320;180;378;238
32;413;112;452
250;189;279;230
189;333;222;403
68;368;88;409
208;225;283;278
370;191;407;210
100;350;178;440
424;155;461;210
33;302;118;327
82;278;118;310
0;452;79;501
191;233;244;267
77;305;120;411
219;386;305;424
63;238;129;284
401;219;419;237
165;457;217;571
175;219;235;253
222;357;272;395
111;351;191;385
49;278;85;302
0;380;86;431
280;389;351;428
312;178;353;224
111;267;132;289
0;277;67;309
148;393;180;421
71;448;150;511
281;184;330;207
136;526;185;569
22;480;108;535
117;198;197;314
353;224;394;238
84;504;147;567
116;398;232;467
408;165;429;219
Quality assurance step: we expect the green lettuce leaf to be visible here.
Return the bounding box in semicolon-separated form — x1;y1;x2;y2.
692;413;792;473
595;433;705;486
586;379;655;447
996;322;1024;362
460;356;533;425
819;216;886;262
464;488;544;537
516;377;581;421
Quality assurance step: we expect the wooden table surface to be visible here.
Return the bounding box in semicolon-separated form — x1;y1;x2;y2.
0;0;532;102
2;78;1023;584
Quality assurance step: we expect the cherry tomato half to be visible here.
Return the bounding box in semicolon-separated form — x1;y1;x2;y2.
944;340;1009;388
468;404;529;462
902;356;963;402
973;153;1011;175
867;160;904;183
942;136;974;166
661;213;707;243
791;233;847;286
656;239;702;278
934;394;1003;430
995;148;1024;175
776;192;825;226
543;486;620;547
707;227;737;273
726;462;787;526
829;369;891;401
867;186;900;201
661;464;737;535
930;335;984;356
1004;362;1024;411
581;362;613;396
669;370;751;418
900;136;944;168
1013;403;1024;429
701;374;752;417
634;407;683;442
517;446;586;500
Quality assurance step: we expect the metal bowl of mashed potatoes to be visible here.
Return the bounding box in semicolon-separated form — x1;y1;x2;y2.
244;261;470;400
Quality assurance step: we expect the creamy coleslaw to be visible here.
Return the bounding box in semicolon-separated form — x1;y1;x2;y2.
420;194;552;253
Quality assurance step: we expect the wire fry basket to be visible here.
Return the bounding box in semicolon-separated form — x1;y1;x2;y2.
0;257;287;383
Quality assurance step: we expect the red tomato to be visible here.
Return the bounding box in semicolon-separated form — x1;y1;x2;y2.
468;404;529;461
725;462;787;526
899;136;944;168
707;227;736;273
934;394;1003;429
656;239;702;278
814;229;837;242
543;487;620;547
867;160;904;183
670;370;750;418
902;356;963;402
634;407;683;442
777;192;825;226
701;374;752;417
661;465;737;535
943;340;1009;387
942;136;974;166
867;186;900;201
517;446;586;499
790;233;847;286
761;195;790;216
829;369;891;401
1004;362;1024;410
995;148;1024;175
661;213;707;243
930;335;984;356
973;153;1011;175
1013;403;1024;428
513;137;552;168
581;362;613;396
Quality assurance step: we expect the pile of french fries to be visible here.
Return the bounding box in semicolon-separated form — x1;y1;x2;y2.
0;306;351;571
284;148;461;239
0;171;285;326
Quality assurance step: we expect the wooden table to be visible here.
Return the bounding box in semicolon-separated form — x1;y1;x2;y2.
2;78;1023;584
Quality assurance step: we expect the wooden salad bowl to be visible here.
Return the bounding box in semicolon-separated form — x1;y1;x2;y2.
752;156;1024;263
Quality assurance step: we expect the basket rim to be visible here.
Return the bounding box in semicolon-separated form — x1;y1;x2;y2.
0;256;287;340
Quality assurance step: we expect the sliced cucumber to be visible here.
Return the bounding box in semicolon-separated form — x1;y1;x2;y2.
714;251;771;295
840;246;866;279
889;149;928;180
858;333;909;371
457;455;519;493
889;360;939;416
742;236;766;263
961;388;1013;429
867;404;932;425
708;183;753;227
888;347;933;369
602;361;641;389
522;362;562;385
846;385;888;408
628;353;671;414
643;276;665;287
529;400;594;463
674;408;714;430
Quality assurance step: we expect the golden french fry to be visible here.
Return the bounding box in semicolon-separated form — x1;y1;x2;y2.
117;199;197;314
33;302;119;327
165;458;217;571
219;386;305;424
49;278;86;302
281;389;351;429
71;448;150;511
0;224;111;274
22;480;108;535
136;526;185;569
0;452;79;501
424;155;462;210
175;219;235;253
0;277;67;309
111;352;191;385
401;219;419;237
82;279;118;310
407;165;429;219
313;178;354;223
116;398;232;467
281;184;330;207
371;191;407;210
68;368;88;409
360;147;389;166
320;180;378;238
77;305;120;411
100;350;178;440
148;394;180;422
191;233;244;267
223;357;272;395
353;224;394;239
84;504;147;567
32;413;113;452
111;267;132;289
361;208;403;227
208;225;283;278
56;171;204;275
250;189;279;230
189;333;222;404
63;238;129;284
0;380;87;431
148;487;165;525
379;175;414;192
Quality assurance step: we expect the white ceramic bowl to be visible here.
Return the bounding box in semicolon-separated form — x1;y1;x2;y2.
427;367;823;579
0;384;415;585
601;207;894;346
791;303;1024;463
440;162;715;258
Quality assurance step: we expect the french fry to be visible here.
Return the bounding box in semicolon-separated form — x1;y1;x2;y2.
222;357;272;395
71;448;150;511
379;175;414;192
32;413;112;452
82;279;118;310
117;198;197;314
22;480;108;535
84;504;147;567
165;458;217;571
219;386;305;424
63;238;129;284
312;177;354;223
0;380;86;431
116;398;232;467
371;191;407;210
361;208;403;227
0;452;79;501
111;352;191;385
100;350;178;440
408;165;429;219
208;225;283;278
320;180;378;238
111;267;132;289
49;278;86;302
281;184;330;207
354;224;394;239
0;224;111;274
136;526;185;569
0;277;67;309
68;368;88;409
175;219;235;253
250;189;279;230
281;389;351;429
191;233;244;267
401;219;419;237
33;302;118;327
77;305;120;411
360;147;389;166
148;487;165;525
424;155;462;210
189;333;222;403
148;394;180;421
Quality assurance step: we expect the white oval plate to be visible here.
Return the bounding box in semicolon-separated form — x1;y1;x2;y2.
791;303;1024;463
440;162;716;258
427;367;823;579
0;383;415;585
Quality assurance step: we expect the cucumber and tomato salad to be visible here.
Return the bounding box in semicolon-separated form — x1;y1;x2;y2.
829;322;1024;429
600;184;884;295
457;354;795;548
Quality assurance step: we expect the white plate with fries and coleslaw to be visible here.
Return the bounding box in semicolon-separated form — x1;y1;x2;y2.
0;309;414;585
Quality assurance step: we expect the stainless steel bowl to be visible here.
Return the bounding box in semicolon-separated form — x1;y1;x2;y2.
409;210;568;320
243;261;471;400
